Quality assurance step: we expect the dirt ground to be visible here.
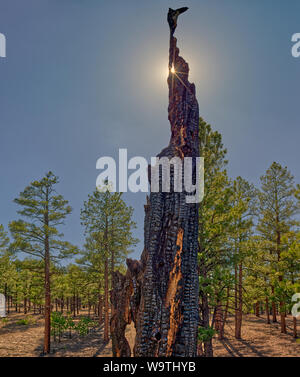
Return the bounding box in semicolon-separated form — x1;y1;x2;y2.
0;311;299;357
0;310;135;357
213;314;300;357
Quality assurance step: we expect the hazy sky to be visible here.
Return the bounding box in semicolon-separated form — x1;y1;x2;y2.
0;0;299;260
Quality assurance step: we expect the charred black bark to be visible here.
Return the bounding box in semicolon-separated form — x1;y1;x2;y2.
133;34;200;357
110;271;133;357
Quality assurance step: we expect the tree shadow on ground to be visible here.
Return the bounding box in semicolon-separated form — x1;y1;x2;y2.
35;323;111;357
218;339;242;357
218;337;265;357
0;315;43;336
92;338;110;357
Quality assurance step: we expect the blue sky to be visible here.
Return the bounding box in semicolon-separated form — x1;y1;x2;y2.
0;0;299;260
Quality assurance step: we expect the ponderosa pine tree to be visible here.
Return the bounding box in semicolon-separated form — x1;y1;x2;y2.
0;225;9;253
231;177;257;339
77;234;106;324
0;225;10;277
257;162;299;333
9;172;77;354
65;264;86;317
280;232;300;338
0;226;18;313
198;118;260;353
198;118;233;356
80;186;137;343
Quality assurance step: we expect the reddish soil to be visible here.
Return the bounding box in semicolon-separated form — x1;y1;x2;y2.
213;314;300;357
0;311;299;357
0;311;135;357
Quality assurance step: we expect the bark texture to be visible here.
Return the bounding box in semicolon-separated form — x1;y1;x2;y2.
110;270;133;357
133;35;200;357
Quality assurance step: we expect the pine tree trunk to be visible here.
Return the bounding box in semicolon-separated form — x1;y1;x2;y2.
104;258;109;342
279;299;287;334
111;220;115;284
43;188;51;354
278;276;286;333
202;293;213;357
276;224;286;333
103;214;110;343
234;264;238;337
271;286;277;322
98;290;103;325
199;265;213;357
111;246;115;314
266;297;270;324
15;292;18;312
220;288;230;340
76;294;79;315
215;301;223;335
44;240;51;354
235;263;243;339
255;301;260;317
4;283;7;314
73;294;76;317
293;317;297;339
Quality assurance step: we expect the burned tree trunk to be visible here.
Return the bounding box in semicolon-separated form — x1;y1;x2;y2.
110;271;133;357
125;257;144;356
133;34;200;357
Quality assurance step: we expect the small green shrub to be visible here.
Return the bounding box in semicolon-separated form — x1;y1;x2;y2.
1;317;9;325
16;318;29;326
50;313;96;342
65;313;75;339
75;316;94;336
51;311;67;342
198;326;216;343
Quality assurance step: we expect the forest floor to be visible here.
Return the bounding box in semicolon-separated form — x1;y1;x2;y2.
0;311;299;357
0;310;135;357
213;314;300;357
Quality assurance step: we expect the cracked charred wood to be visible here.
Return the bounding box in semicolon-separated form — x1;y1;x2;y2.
133;32;200;357
126;256;146;356
110;270;133;357
126;258;143;324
